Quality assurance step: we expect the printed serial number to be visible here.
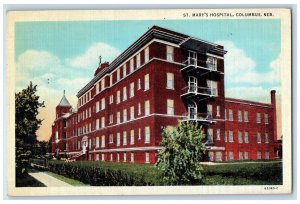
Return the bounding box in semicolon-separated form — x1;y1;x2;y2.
264;186;279;190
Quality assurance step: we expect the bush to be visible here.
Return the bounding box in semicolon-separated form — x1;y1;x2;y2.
48;160;161;186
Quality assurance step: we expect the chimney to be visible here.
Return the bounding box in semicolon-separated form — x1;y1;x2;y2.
271;90;277;140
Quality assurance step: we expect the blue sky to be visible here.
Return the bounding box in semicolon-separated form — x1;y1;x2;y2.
14;19;282;140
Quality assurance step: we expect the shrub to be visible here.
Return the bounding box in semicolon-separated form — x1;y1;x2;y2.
48;160;161;186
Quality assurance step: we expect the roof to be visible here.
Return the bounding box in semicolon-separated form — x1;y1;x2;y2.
57;91;72;107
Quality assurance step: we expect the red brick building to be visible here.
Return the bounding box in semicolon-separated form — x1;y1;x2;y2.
51;26;278;163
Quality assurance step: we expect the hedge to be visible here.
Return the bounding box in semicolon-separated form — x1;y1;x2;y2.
48;160;161;186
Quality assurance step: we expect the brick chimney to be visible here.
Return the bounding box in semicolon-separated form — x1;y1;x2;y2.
271;90;277;140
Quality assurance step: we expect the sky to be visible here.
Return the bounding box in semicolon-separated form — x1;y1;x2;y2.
14;19;282;141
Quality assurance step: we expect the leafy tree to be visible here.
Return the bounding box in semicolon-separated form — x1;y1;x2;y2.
155;122;206;185
15;82;45;177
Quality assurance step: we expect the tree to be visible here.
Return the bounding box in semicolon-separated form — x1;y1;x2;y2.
155;122;206;185
15;82;45;177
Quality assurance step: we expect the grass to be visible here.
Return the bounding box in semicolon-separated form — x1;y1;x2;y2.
46;171;87;186
16;174;46;187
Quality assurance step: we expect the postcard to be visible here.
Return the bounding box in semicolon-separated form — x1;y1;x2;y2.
6;8;292;196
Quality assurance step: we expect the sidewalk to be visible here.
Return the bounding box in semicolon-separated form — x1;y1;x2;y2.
29;171;72;187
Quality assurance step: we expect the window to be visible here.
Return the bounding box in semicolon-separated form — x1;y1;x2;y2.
137;78;141;90
209;152;214;161
123;64;127;77
207;104;213;118
88;154;92;160
96;101;100;113
138;128;141;140
110;153;113;161
166;45;174;62
229;152;234;161
123;86;127;101
96;137;100;148
96;154;99;161
145;100;150;116
123;109;127;122
109;114;113;124
216;106;220;117
130;130;134;144
244;152;249;160
144;47;149;63
257;151;262;160
101;154;104;161
166;73;174;89
238;110;242;122
229;131;233;142
225;109;227;120
244;131;249;143
239;152;243;160
207;80;218;96
130;152;134;163
130;82;134;98
89;107;91;117
238;131;243;143
96;83;100;94
229;109;233;121
130;58;134;73
144;74;149;90
265;152;270;160
109;134;113;144
216;129;220;140
96;119;100;130
117;133;120;146
101;79;105;91
145;152;150;163
216;152;222;161
224;131;227;142
207;128;213;144
101;98;105;110
167;99;174;115
88;139;91;149
145;126;150;143
130;106;134;120
123;152;127;162
101;117;105;128
117;112;120;124
264;113;269;124
117;91;120;104
117;69;120;81
109;95;113;104
117;153;120;162
257;132;261;143
123;131;127;145
206;56;217;71
101;135;105;148
138;103;141;115
265;133;269;143
136;53;141;68
244;111;248;122
110;75;113;86
257;113;261;123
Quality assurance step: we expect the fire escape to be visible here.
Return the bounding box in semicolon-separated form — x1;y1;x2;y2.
179;37;226;146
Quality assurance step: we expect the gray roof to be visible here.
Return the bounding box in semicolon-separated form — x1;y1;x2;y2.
57;91;71;107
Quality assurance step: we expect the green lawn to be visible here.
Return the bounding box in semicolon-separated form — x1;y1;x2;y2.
16;174;46;187
46;171;87;186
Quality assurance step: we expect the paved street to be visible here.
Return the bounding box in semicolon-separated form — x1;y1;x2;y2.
29;171;72;187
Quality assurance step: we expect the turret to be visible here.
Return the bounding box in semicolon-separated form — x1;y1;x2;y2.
56;90;72;119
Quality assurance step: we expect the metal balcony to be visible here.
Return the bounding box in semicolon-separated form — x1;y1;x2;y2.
181;57;219;73
181;85;217;99
181;112;215;124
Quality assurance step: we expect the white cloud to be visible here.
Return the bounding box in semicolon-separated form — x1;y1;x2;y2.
216;40;281;85
65;42;120;70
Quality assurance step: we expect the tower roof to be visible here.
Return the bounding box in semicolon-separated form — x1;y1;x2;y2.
57;90;71;107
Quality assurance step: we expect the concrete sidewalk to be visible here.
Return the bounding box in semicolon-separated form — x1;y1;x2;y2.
29;171;72;187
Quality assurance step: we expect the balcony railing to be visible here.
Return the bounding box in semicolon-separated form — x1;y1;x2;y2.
182;112;214;123
181;86;217;97
182;57;218;72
